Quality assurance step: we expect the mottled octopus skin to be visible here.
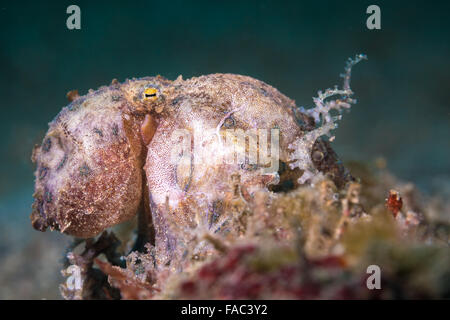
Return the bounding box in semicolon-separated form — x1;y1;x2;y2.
31;74;348;265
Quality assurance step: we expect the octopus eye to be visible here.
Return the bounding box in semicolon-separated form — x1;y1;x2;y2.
143;87;158;101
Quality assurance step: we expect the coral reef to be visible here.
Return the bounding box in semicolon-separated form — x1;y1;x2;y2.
60;162;450;299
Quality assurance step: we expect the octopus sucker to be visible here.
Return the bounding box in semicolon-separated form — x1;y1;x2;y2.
31;55;365;272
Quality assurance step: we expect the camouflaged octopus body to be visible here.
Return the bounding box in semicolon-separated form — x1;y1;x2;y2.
31;73;350;266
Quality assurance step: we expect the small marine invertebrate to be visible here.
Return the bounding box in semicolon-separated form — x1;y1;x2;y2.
386;189;403;217
31;55;366;281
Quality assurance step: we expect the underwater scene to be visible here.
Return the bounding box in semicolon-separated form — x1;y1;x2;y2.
0;1;449;300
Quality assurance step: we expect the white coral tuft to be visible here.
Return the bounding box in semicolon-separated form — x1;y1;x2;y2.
289;54;367;184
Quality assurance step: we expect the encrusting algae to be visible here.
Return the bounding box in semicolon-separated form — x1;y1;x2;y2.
30;55;450;299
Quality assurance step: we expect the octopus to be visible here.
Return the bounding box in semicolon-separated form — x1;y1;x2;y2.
31;55;366;271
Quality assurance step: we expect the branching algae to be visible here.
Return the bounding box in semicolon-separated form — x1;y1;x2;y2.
30;55;450;299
